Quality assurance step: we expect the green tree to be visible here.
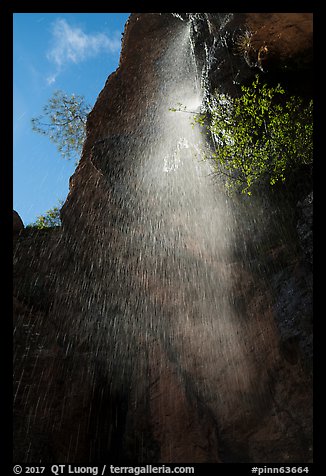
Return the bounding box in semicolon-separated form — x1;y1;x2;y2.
191;75;312;195
31;90;91;164
27;201;63;229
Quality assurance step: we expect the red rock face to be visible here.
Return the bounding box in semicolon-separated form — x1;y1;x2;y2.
143;341;220;463
14;13;313;463
13;210;24;234
244;13;313;71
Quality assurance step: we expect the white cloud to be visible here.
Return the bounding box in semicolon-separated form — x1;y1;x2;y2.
46;18;121;74
46;74;57;85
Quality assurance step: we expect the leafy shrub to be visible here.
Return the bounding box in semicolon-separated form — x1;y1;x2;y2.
193;75;313;195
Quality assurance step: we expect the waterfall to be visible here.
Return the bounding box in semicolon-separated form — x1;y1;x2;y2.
86;22;273;431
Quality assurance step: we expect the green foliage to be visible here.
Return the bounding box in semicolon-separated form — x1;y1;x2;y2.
193;75;313;195
27;201;63;229
31;90;91;164
169;103;189;113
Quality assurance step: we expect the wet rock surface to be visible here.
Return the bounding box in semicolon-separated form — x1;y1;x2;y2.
297;192;313;266
14;13;313;463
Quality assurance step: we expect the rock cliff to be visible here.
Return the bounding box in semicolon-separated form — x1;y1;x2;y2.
13;13;313;463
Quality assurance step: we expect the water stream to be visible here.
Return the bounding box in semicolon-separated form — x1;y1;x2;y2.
86;22;275;433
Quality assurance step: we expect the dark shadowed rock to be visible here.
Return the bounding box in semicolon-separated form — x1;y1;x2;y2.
297;192;313;265
13;210;24;234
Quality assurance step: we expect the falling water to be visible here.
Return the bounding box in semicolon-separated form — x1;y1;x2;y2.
82;21;276;435
130;25;255;415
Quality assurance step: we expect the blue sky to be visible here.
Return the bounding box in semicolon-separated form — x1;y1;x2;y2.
13;13;130;225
